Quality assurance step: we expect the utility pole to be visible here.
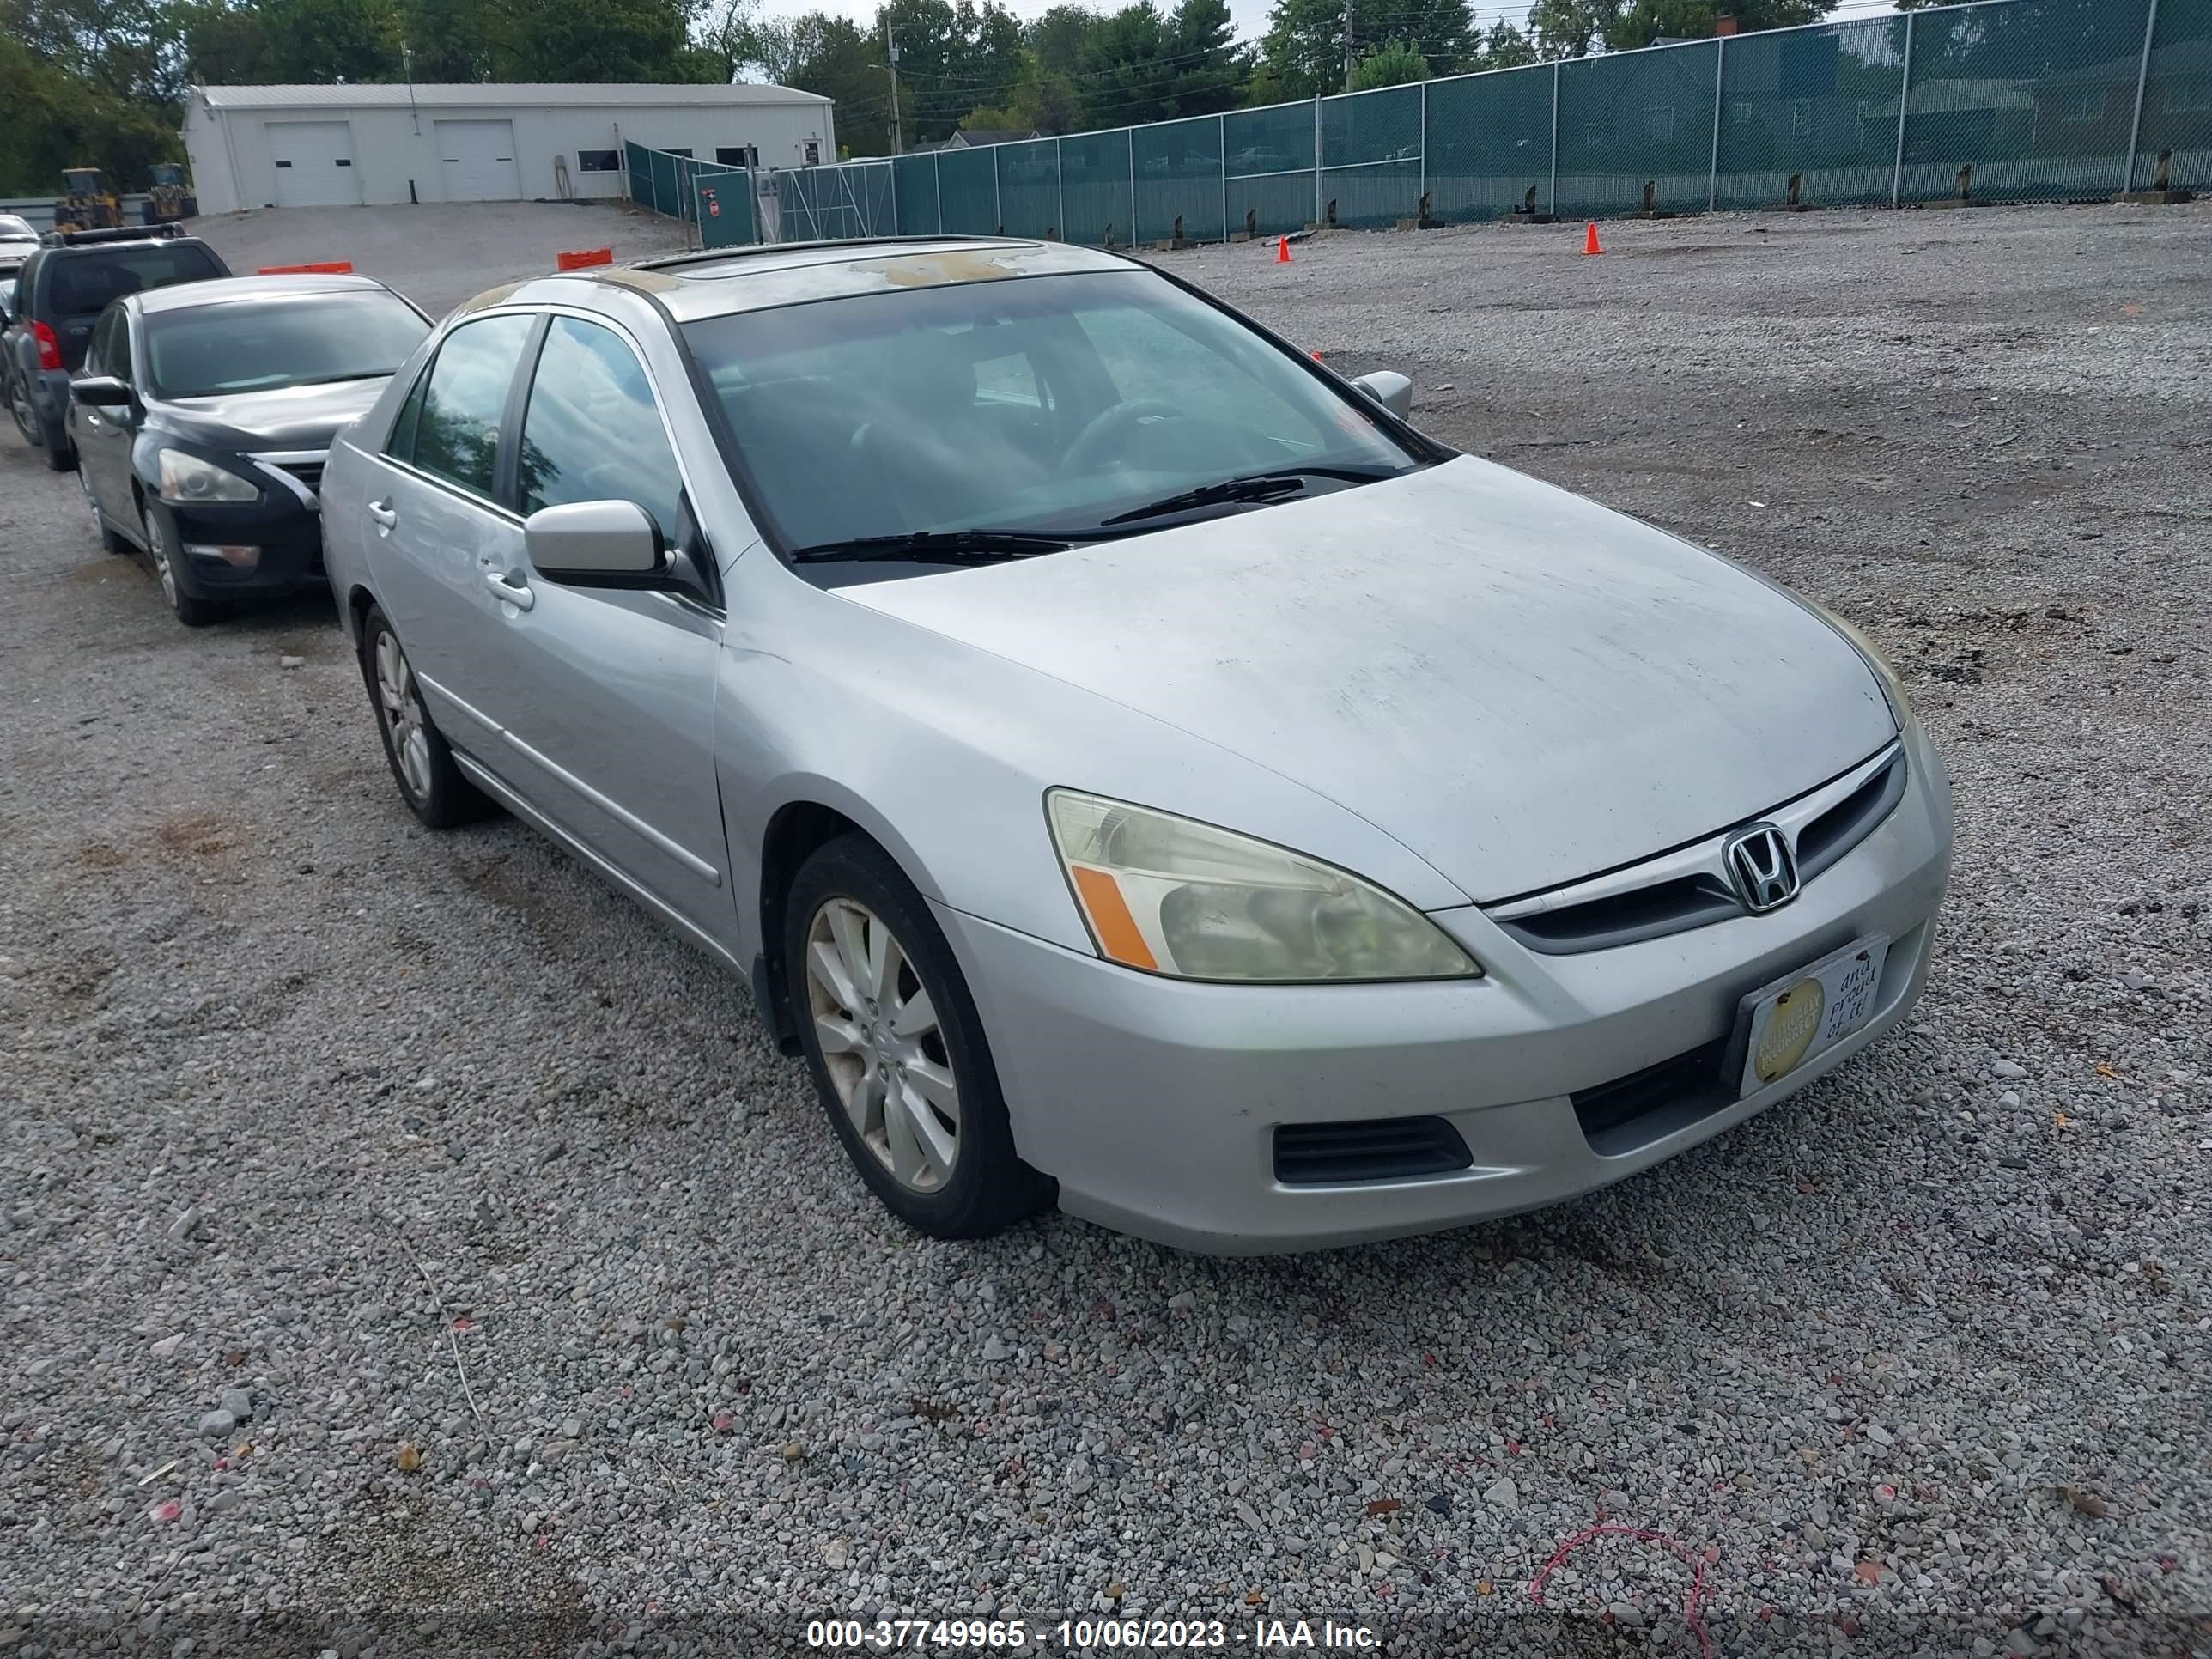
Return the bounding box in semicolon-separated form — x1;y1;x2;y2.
1343;0;1356;93
885;23;902;156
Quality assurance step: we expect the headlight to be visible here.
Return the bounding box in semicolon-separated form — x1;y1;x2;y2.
1046;791;1480;983
157;449;259;505
1807;598;1912;729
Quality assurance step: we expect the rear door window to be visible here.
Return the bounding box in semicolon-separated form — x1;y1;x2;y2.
46;246;225;322
406;313;536;501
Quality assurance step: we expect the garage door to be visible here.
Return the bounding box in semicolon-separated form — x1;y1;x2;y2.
436;120;523;201
267;121;361;208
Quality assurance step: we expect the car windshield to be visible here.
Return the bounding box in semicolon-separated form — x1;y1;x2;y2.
680;268;1423;558
146;293;430;399
0;276;16;316
47;245;224;321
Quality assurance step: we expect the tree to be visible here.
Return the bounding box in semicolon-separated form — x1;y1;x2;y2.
1257;0;1473;100
1473;20;1537;70
872;0;1024;146
1610;0;1822;46
0;28;180;194
1348;37;1426;90
753;12;888;141
179;0;405;85
690;0;765;82
1524;0;1620;60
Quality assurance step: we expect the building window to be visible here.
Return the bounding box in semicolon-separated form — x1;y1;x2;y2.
1729;100;1753;125
716;146;758;167
665;147;693;158
2167;81;2212;114
2060;87;2106;124
576;149;620;172
1791;99;1814;139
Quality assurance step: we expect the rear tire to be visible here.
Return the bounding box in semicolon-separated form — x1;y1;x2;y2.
79;465;129;555
358;603;491;829
7;373;38;447
784;832;1052;1240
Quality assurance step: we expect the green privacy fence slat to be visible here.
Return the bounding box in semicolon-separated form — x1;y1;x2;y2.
1902;0;2151;203
1557;39;1723;216
1425;64;1554;220
936;146;999;234
998;140;1061;238
1060;130;1133;244
1134;115;1226;242
619;0;2207;249
1225;173;1316;237
1714;17;1907;210
1319;85;1423;227
893;154;942;234
1224;104;1316;173
691;167;755;247
650;149;680;221
2133;0;2211;192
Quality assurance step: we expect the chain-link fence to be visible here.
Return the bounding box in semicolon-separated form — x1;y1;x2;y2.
628;0;2207;249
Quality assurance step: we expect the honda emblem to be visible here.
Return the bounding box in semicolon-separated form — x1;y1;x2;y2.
1723;823;1800;914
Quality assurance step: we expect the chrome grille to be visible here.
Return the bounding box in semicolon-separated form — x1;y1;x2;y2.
248;450;329;511
1487;744;1906;956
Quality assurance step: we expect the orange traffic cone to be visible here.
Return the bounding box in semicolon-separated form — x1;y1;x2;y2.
1276;234;1291;264
1583;222;1604;256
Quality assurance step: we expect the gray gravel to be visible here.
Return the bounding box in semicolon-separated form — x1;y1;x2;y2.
1;202;2207;1656
187;199;696;317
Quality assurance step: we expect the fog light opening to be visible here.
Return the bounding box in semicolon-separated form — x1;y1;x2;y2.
185;543;261;568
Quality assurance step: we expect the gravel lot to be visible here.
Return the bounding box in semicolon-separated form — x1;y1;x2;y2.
1;202;2207;1657
189;199;694;316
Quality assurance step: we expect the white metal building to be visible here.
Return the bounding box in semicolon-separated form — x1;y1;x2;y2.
183;83;837;215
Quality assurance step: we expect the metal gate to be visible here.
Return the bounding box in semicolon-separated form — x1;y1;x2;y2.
690;167;756;249
766;162;896;242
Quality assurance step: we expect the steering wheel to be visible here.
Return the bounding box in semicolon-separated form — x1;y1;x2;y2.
1059;399;1182;477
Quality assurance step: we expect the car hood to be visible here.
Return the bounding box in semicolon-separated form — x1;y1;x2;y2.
159;377;392;450
836;456;1897;903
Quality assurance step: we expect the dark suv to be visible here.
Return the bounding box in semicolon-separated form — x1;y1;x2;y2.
6;225;228;471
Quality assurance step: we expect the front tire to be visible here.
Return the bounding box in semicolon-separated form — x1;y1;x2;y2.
784;833;1052;1240
139;500;222;626
358;603;490;829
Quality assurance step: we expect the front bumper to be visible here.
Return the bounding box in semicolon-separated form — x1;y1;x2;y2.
939;724;1953;1255
155;496;326;599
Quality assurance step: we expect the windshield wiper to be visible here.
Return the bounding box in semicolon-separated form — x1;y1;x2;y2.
1099;465;1403;527
787;529;1075;565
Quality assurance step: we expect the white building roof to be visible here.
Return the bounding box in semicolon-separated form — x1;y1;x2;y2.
195;82;830;111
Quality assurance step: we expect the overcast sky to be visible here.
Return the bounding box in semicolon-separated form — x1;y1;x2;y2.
751;0;1908;51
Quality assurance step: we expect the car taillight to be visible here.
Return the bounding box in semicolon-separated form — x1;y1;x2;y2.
32;321;62;371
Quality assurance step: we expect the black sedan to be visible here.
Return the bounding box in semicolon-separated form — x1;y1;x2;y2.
68;273;431;625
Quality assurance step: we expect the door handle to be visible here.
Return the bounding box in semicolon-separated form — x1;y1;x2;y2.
484;569;534;611
368;499;398;533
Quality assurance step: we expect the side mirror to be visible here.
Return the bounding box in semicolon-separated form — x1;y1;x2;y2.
524;500;661;579
1352;370;1413;421
72;375;132;409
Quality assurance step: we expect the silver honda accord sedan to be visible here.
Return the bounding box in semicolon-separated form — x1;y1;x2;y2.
320;236;1951;1254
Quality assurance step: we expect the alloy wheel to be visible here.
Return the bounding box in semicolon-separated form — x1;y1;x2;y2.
9;375;39;444
373;629;434;801
141;505;179;606
804;896;961;1194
